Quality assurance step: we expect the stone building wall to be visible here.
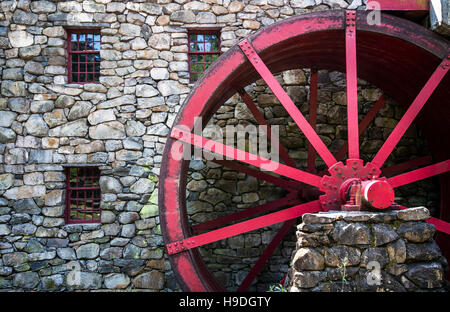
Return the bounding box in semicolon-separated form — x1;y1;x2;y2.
0;0;442;291
286;207;448;292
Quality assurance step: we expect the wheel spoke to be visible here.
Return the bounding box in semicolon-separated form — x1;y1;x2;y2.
239;89;297;168
238;39;337;168
335;95;387;161
171;127;323;187
345;10;359;160
307;69;318;173
237;219;296;292
388;159;450;188
192;194;298;234
166;200;321;255
381;155;432;177
372;54;450;169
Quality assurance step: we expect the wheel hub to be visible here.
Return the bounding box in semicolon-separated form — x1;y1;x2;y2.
319;159;394;211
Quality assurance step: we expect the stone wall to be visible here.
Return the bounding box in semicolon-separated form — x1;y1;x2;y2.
0;0;443;292
286;207;448;292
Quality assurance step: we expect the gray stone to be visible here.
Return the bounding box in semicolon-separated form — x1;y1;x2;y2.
76;243;100;259
13;272;40;289
49;119;88;137
68;101;93;120
371;223;399;246
118;212;139;224
406;241;441;261
126;120;146;137
29;150;53;164
397;221;436;243
0;127;16;143
386;239;407;264
292;271;327;289
331;221;371;246
100;176;123;194
0;173;14;190
104;273;130;289
397;207;430;221
13;10;38;25
132;271;165;289
56;248;76;260
361;247;389;268
324;245;361;267
8;31;34;48
67;272;102;290
30;1;57;13
8;98;30;113
404;262;445;289
24;115;49;137
3;252;28;266
130;178;155;194
41;274;64;291
292;248;324;271
13;199;40;215
89;121;126;140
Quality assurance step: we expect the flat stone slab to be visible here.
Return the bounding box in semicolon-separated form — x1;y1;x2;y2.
302;207;430;225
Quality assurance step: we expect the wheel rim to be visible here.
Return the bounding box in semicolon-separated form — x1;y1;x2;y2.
159;10;450;291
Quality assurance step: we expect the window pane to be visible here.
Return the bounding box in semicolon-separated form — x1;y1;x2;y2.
205;42;212;51
197;34;204;42
80;54;86;62
72;73;78;82
94;42;100;51
72;63;78;73
72;54;78;62
87;73;94;82
71;42;78;51
86;41;94;50
190;42;196;52
71;33;77;41
87;63;93;72
79;34;86;41
94;73;100;82
87;33;93;41
79;73;86;82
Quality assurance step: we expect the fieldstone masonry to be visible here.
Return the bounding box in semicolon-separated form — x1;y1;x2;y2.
0;0;444;291
286;207;449;292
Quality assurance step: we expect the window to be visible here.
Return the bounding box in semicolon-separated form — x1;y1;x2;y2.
188;30;220;83
65;167;101;224
67;29;101;83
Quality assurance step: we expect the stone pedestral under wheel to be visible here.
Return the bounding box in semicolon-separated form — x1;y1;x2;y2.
285;207;448;292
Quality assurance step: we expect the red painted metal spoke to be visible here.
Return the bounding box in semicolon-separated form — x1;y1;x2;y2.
335;95;387;161
192;193;298;234
171;127;323;188
397;204;450;235
388;159;450;188
427;217;450;235
372;55;450;169
345;11;359;160
307;69;318;173
211;159;300;191
239;89;297;168
166;200;321;255
381;155;432;177
238;40;337;168
237;219;296;292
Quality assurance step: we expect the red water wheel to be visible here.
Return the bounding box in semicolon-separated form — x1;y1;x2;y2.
159;10;450;291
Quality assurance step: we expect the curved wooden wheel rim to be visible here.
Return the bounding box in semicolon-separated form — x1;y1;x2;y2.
159;10;450;291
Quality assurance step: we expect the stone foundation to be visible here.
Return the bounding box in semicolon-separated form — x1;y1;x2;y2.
286;207;448;292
